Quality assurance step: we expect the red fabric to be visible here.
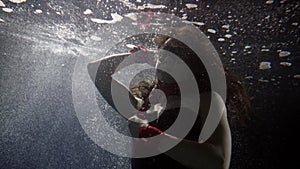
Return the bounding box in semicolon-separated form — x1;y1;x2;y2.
128;45;147;53
138;126;163;138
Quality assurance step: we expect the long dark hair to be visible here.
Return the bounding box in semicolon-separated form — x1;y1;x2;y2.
130;33;251;125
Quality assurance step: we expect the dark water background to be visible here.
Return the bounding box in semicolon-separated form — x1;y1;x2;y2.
1;0;299;168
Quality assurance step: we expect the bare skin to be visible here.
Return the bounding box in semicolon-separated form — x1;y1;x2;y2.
129;92;231;169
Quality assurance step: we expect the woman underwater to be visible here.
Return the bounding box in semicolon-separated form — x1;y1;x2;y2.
88;27;250;169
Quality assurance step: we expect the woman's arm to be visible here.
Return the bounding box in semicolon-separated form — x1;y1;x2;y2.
162;111;231;169
129;92;231;169
159;92;231;169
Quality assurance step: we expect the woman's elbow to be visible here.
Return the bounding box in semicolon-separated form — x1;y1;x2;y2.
202;154;224;169
216;154;226;169
208;147;227;169
195;150;226;169
216;151;231;169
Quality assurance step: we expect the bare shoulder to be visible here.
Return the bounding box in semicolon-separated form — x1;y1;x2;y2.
201;92;231;168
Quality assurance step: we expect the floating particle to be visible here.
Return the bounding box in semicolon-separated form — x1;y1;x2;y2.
9;0;26;4
91;18;112;24
91;13;123;24
265;15;270;20
265;0;274;4
232;51;238;54
280;0;286;3
224;34;232;38
111;13;123;21
34;9;43;14
83;9;93;15
230;58;236;63
207;28;217;34
124;13;137;21
120;0;137;10
146;3;167;9
294;75;300;79
126;44;137;49
261;48;270;52
61;64;65;67
141;3;167;9
245;76;253;79
182;16;188;20
230;43;235;46
258;78;269;83
2;8;13;13
259;62;272;70
279;51;291;57
245;45;251;49
192;22;205;26
0;0;5;7
183;21;205;26
291;22;298;26
280;62;292;67
222;24;230;29
90;35;102;41
186;3;198;9
136;5;144;10
0;18;5;22
218;38;225;42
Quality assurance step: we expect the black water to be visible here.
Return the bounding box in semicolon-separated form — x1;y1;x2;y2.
1;0;299;169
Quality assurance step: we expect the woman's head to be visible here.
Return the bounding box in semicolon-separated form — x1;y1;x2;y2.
127;30;251;123
154;33;251;125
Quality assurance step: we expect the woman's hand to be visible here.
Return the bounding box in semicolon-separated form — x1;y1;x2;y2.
128;115;148;138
